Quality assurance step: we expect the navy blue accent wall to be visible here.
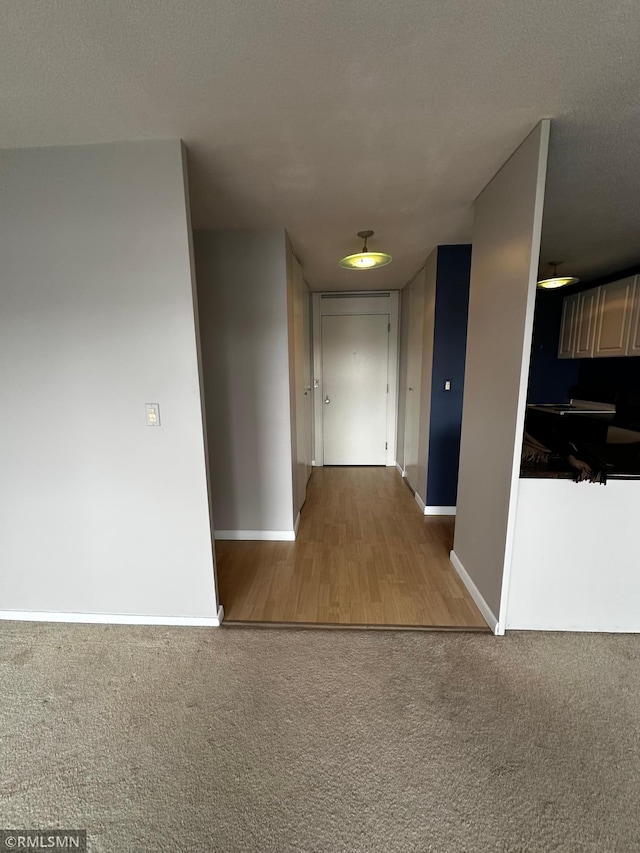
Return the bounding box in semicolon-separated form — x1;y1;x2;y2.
527;289;579;403
527;262;640;403
426;245;472;507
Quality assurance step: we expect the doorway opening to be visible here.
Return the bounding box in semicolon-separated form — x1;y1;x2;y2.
216;290;486;630
217;466;486;628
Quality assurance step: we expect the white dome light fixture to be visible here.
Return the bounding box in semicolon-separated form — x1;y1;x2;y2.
339;230;392;270
537;261;580;290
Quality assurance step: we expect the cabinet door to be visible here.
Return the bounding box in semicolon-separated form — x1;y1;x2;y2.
558;293;579;359
626;277;640;356
594;276;636;357
574;288;600;358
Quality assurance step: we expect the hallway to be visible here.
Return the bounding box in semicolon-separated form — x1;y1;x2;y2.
216;468;487;628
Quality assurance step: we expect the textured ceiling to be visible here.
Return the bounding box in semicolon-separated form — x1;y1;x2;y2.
2;0;640;290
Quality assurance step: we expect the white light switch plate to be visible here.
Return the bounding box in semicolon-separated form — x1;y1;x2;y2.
145;403;161;426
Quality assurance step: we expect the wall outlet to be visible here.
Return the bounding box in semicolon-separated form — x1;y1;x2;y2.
145;403;161;426
444;380;451;391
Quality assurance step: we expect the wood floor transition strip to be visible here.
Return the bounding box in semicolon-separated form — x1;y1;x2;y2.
223;620;490;633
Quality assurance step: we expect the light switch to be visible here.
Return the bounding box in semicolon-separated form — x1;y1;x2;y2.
444;381;451;391
146;403;161;426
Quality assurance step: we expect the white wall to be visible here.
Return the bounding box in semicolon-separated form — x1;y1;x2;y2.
194;230;296;537
0;140;219;621
508;479;640;631
452;121;550;632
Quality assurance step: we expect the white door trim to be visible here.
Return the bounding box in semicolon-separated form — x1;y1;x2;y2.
312;292;399;467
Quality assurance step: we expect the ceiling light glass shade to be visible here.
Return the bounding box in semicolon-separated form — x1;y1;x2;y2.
537;275;580;290
339;251;392;270
537;262;579;290
339;230;392;270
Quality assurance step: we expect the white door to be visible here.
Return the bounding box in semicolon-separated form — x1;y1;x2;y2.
321;313;390;465
403;271;425;489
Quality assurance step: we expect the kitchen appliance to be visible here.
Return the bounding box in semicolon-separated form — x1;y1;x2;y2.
526;387;616;446
527;386;616;417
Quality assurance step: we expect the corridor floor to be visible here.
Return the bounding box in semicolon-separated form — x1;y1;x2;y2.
216;467;488;629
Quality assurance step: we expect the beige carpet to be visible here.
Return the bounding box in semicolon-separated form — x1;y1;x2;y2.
1;622;639;852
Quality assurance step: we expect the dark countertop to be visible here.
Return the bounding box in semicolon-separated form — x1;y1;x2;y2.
520;468;640;481
520;467;574;480
521;442;640;481
523;404;640;480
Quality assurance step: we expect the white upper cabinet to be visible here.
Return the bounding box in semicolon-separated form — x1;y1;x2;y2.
594;276;636;357
558;292;579;359
559;274;640;358
573;288;600;357
627;277;640;355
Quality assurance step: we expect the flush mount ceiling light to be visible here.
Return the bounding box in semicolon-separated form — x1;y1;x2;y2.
339;230;392;270
537;261;580;290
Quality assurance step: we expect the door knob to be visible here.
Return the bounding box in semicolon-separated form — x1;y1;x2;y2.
324;396;331;404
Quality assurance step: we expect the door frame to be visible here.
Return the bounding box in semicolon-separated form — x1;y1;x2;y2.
312;291;400;467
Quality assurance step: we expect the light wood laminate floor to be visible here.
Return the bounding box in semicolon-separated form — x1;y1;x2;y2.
216;467;488;629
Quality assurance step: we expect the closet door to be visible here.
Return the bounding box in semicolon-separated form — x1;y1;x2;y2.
301;284;313;482
403;270;425;490
291;257;311;511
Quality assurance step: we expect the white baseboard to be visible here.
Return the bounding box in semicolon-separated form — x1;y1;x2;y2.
425;506;456;515
294;511;301;537
449;550;499;634
0;604;225;627
414;491;426;513
215;530;296;541
394;461;405;477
